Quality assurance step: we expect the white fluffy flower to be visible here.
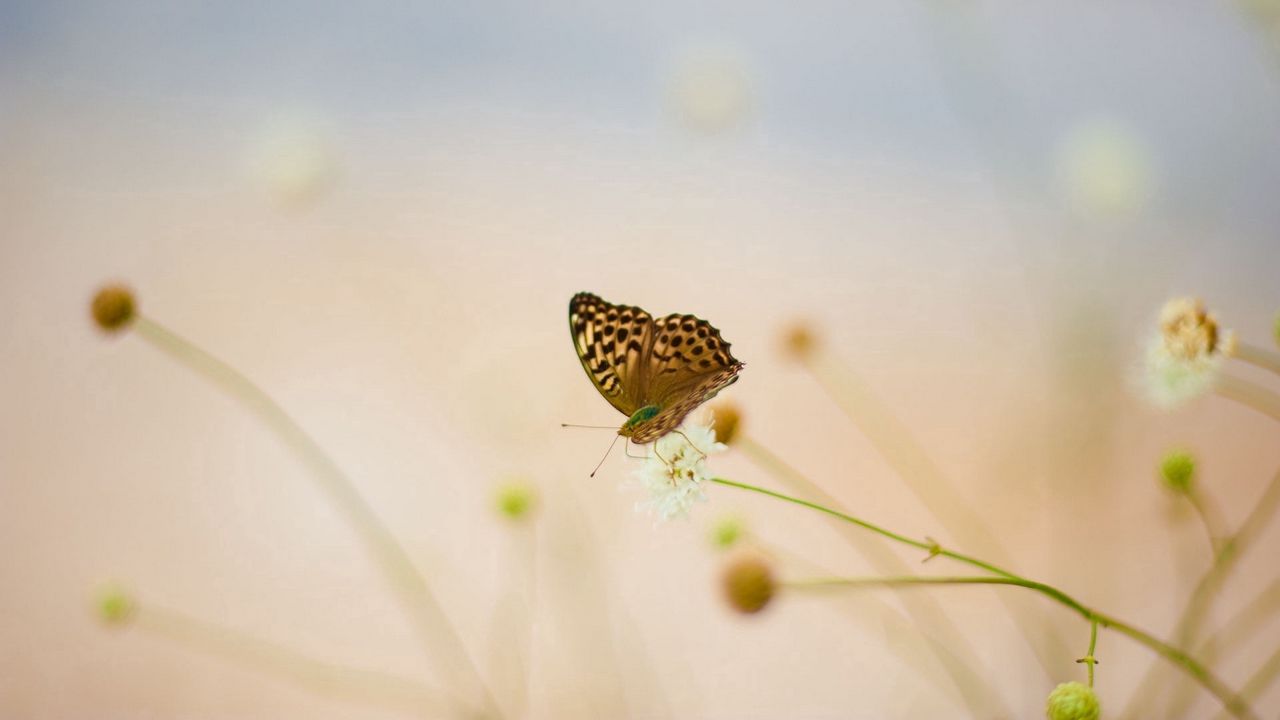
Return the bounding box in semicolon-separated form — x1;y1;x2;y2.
629;419;726;521
1141;297;1235;409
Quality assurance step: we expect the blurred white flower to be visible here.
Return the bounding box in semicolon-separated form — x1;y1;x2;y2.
1056;117;1153;216
630;419;726;521
1142;297;1235;409
245;115;339;208
668;46;752;134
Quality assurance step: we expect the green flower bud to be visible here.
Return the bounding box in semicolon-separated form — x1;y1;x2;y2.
494;481;536;521
96;586;136;627
1160;450;1196;495
709;514;745;550
1046;681;1100;720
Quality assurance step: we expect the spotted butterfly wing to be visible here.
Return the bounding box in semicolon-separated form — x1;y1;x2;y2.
569;292;743;443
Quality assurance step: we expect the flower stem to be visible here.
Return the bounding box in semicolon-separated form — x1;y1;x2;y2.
1122;468;1280;717
1216;373;1280;423
712;477;1258;720
1186;488;1229;555
133;601;444;716
1233;341;1280;377
133;316;501;720
803;352;1073;676
711;476;1015;578
725;442;1009;716
1216;645;1280;720
1081;619;1098;688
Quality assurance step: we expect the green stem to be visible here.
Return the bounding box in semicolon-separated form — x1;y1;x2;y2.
1216;374;1280;424
1186;489;1229;555
1198;579;1280;658
1082;619;1098;688
133;316;501;720
804;353;1073;677
711;476;1015;579
1123;467;1280;717
728;442;1009;716
712;477;1257;720
1233;342;1280;377
134;602;444;716
1219;645;1280;720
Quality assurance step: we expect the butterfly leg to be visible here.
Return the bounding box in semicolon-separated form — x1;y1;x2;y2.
624;441;650;460
671;430;707;461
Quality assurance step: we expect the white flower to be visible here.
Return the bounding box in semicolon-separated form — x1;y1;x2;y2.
629;419;726;521
1056;117;1154;216
245;114;339;208
668;45;752;134
1141;297;1235;409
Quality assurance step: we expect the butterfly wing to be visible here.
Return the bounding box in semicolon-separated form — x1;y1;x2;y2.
627;312;744;443
569;292;655;417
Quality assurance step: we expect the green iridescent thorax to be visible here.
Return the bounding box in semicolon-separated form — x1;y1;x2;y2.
620;405;661;437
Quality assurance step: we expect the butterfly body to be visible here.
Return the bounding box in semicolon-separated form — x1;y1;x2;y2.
570;292;743;444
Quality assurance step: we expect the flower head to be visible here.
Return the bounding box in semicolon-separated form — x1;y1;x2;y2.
780;321;817;362
1141;297;1234;409
630;419;726;521
1045;681;1100;720
95;585;136;627
494;480;537;521
721;554;776;615
669;45;752;134
708;401;741;445
1056;117;1153;217
709;513;746;550
1159;450;1196;495
91;285;136;333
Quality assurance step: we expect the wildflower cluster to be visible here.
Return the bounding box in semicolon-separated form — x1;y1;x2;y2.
1143;297;1234;408
630;420;726;521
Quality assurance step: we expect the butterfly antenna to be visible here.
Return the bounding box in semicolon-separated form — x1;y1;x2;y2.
561;423;618;430
590;433;622;478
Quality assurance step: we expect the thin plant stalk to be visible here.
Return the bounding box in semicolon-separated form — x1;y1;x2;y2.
1198;579;1280;659
487;519;537;719
1216;373;1280;424
1216;646;1280;720
712;477;1258;720
1121;468;1280;717
134;316;501;719
1166;579;1280;717
738;434;1007;717
804;351;1073;677
134;602;444;716
1232;341;1280;377
1186;489;1229;554
1080;619;1098;688
753;534;985;709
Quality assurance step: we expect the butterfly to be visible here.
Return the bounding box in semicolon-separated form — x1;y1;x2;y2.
569;292;744;444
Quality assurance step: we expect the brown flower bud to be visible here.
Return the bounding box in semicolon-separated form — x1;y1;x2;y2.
91;285;136;333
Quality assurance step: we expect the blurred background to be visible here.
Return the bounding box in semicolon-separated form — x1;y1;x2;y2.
3;2;1280;718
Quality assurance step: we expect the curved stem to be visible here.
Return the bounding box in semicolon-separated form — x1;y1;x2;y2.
1216;374;1280;424
737;435;1006;716
1187;489;1229;555
712;477;1257;720
1233;342;1280;377
1123;467;1280;716
134;602;445;717
711;476;1016;578
134;316;501;719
